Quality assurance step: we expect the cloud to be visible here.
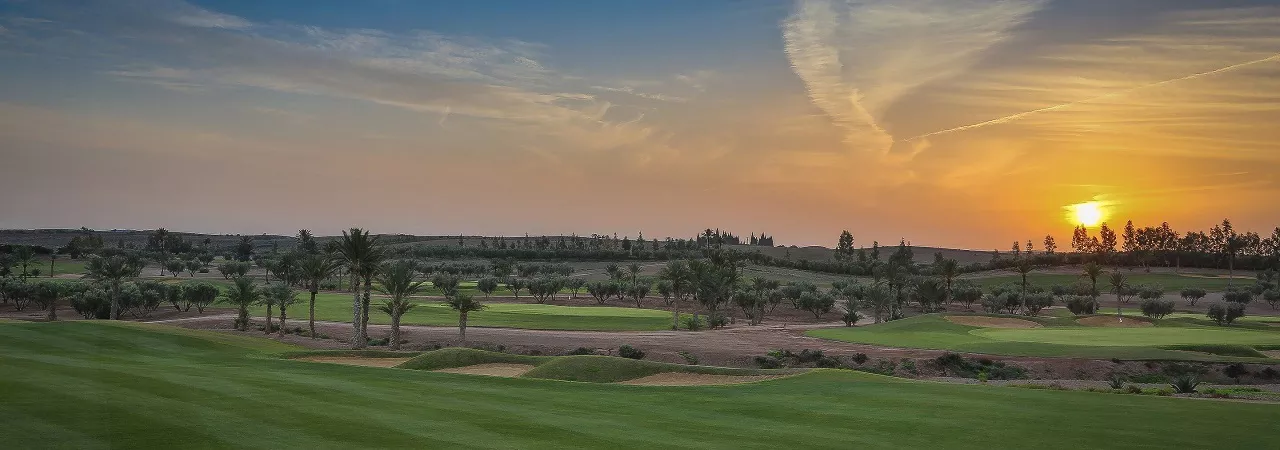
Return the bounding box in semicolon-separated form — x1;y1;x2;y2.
782;0;1043;154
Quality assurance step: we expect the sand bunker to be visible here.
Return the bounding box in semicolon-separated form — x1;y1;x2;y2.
619;373;783;386
434;363;536;377
945;316;1041;329
296;356;412;368
1262;351;1280;359
1076;316;1153;327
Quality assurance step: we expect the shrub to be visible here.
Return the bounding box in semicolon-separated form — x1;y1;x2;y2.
1223;288;1253;305
1180;288;1207;306
900;359;918;375
1139;299;1175;319
797;349;825;363
566;347;595;356
617;345;645;360
850;353;869;365
678;351;699;365
1264;290;1280;310
706;313;728;329
1169;374;1201;394
754;356;782;369
1065;296;1097;315
841;310;860;327
682;316;704;331
1022;292;1054;316
1260;367;1279;380
1125;384;1143;394
367;337;389;346
1107;374;1126;389
816;356;841;368
934;352;1026;380
1207;302;1246;325
1223;363;1248;381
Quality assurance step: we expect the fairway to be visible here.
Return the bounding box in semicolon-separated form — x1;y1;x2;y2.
255;293;677;331
808;314;1280;361
2;321;1277;449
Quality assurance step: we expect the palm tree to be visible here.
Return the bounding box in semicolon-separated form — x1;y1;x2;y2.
1082;262;1104;310
444;292;484;346
259;285;278;334
338;228;384;349
223;277;260;331
658;260;692;330
83;256;131;320
265;282;299;337
298;253;339;338
13;245;36;279
376;262;426;350
937;258;959;304
1108;271;1129;322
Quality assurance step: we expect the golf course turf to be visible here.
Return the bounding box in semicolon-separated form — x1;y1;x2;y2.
2;321;1277;449
254;293;680;331
808;314;1280;361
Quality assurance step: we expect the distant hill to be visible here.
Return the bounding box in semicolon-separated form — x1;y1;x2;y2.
723;244;993;265
0;229;293;251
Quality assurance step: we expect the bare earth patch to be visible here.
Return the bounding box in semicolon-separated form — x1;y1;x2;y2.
434;363;535;377
296;356;412;368
1076;316;1153;328
945;316;1041;329
619;373;784;386
1262;351;1280;359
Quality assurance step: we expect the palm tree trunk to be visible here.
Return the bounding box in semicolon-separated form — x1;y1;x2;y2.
671;296;680;330
361;278;372;339
309;290;318;339
265;304;273;334
46;298;56;321
459;311;468;346
390;315;401;350
278;306;287;337
351;273;364;349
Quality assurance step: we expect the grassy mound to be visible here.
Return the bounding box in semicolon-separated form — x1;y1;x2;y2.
396;347;548;370
1161;344;1267;358
519;355;780;383
281;350;424;359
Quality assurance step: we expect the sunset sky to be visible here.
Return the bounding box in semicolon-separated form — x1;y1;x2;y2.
1;0;1278;249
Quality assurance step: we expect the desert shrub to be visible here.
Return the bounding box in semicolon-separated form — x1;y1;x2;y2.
934;352;1025;380
1136;284;1165;302
1180;287;1207;306
678;351;699;365
900;359;918;375
754;356;782;369
1065;296;1097;315
367;337;389;346
850;353;869;365
617;345;645;360
1223;288;1253;305
683;315;704;331
841;310;860;327
1259;367;1279;380
797;349;825;363
1139;299;1176;319
1160;363;1207;377
566;347;594;356
1169;374;1202;394
706;313;728;329
1223;363;1249;381
1022;292;1054;316
1125;384;1143;394
816;356;841;368
1206;302;1246;325
1107;374;1127;389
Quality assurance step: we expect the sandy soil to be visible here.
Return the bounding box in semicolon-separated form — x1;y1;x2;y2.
295;356;412;368
435;363;535;377
1262;351;1280;359
945;316;1041;328
1077;316;1153;327
619;373;785;386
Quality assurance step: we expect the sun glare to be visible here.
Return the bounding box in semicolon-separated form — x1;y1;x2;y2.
1068;202;1105;227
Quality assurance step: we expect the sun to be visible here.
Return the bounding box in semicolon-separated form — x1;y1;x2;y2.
1068;202;1105;227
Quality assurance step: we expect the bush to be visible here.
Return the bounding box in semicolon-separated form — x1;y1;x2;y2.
796;349;825;363
900;359;918;375
1180;287;1207;306
934;352;1026;380
841;310;860;327
1125;384;1143;394
1170;374;1202;394
850;353;869;365
1107;374;1127;389
816;356;841;368
1022;293;1054;316
1260;367;1279;380
1065;296;1097;315
1207;302;1246;325
678;351;699;365
1139;299;1175;319
1223;363;1248;381
754;355;782;369
367;337;390;346
617;345;645;360
1223;288;1253;305
706;313;728;329
682;316;704;331
566;347;594;356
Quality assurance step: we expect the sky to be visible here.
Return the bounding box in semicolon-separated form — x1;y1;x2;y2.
1;0;1278;249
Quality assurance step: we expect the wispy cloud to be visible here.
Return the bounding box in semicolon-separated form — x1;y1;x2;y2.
782;0;1043;154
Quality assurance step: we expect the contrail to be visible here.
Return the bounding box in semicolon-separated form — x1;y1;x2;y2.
901;52;1280;141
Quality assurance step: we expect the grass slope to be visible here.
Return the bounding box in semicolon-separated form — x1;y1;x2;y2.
253;293;680;331
808;314;1280;361
395;348;785;383
2;321;1277;449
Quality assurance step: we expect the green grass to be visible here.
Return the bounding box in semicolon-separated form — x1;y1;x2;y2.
3;321;1278;449
962;272;1249;292
254;293;681;331
396;347;549;370
808;314;1280;361
1159;344;1268;358
520;355;778;383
